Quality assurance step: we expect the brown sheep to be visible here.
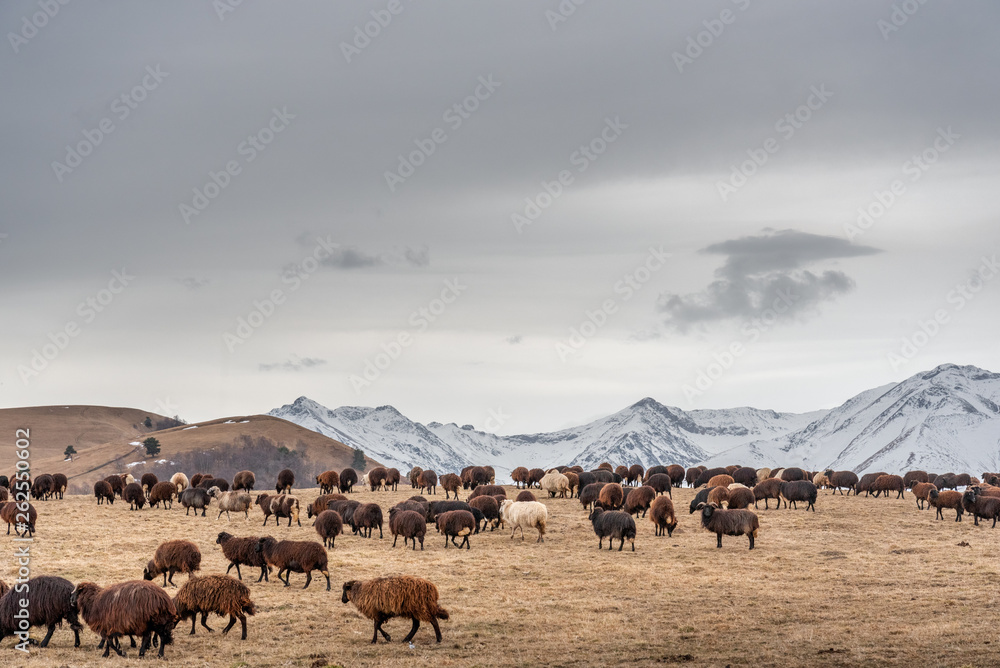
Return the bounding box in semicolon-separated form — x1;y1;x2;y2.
144;539;202;587
174;574;256;640
615;465;630;482
649;496;677;537
624;485;656;518
628;464;646;486
72;580;178;658
645;473;672;497
579;482;606;510
190;473;209;488
564;471;580;497
94;480;115;505
148;481;177;509
418;470;438;495
269;494;301;527
439;473;462;499
468;495;501;531
50;473;68;499
707;486;730;508
435;510;475;549
368;467;389;491
275;469;295;494
516;490;537;502
726;486;756;510
912;482;937;510
255;537;331;590
928;489;964;521
216;531;271;582
527;468;546;489
699;503;759;550
597;462;614;472
468;484;506;501
124;482;147;510
308;493;348;519
511;466;530;489
316;470;340;494
707;474;735;489
871;474;905;499
752;478;782;509
341;576;449;644
1;500;36;536
407;466;423;489
598;483;624;510
384;468;401;491
233;470;256;492
389;508;426;550
350;502;384;538
103;474;125;498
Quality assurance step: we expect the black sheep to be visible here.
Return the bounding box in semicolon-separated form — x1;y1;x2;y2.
588;508;636;551
699;503;759;550
779;480;817;511
0;576;82;647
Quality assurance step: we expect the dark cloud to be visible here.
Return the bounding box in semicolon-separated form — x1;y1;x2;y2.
259;357;327;373
658;230;881;331
506;335;523;345
176;276;211;290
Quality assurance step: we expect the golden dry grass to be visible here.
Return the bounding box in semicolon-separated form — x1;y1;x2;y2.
3;483;1000;667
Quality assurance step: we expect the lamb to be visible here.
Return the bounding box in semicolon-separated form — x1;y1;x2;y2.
597;483;625;510
779;481;817;511
540;471;572;499
341;576;449;644
316;470;341;494
649;496;678;537
1;501;36;536
170;472;189;494
208;487;253;520
216;532;271;582
51;473;68;499
928;489;964;521
140;473;158;496
308;493;348;519
624;485;656;518
825;470;859;495
94;480;115;505
588;508;636;551
698;503;759;550
350;502;384;538
124;482;147;510
912;482;938;510
439;473;462;499
407;466;424;489
275;469;295;494
435;509;475;549
233;470;256;492
511;466;530;489
0;575;82;648
752;478;783;509
144;539;202;587
499;499;547;542
389;508;426;550
579;482;607;511
645;473;672;497
468;484;506;500
148;481;177;509
706;474;735;489
516;490;537;502
527;468;546;489
180;487;211;516
418;470;438;495
962;489;1000;527
72;580;178;658
707;486;730;508
254;537;331;590
726;486;756;510
368;467;389;491
173;574;256;640
269;494;301;527
870;474;905;499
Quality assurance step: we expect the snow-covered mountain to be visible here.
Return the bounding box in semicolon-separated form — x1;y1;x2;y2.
269;395;826;479
703;364;1000;474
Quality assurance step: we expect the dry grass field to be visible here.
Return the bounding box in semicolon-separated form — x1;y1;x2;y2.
3;482;1000;667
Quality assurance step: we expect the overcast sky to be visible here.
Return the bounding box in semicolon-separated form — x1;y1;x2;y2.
2;1;999;432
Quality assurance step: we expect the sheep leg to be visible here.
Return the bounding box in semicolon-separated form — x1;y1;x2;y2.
379;525;383;539
323;570;331;591
303;570;313;589
279;568;290;587
748;533;755;550
403;617;420;642
597;537;603;549
201;612;214;632
393;535;399;547
138;632;152;657
218;509;224;520
618;538;624;552
39;624;56;647
716;532;723;548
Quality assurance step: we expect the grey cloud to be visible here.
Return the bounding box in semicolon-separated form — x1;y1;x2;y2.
506;335;523;345
176;276;211;290
259;357;327;373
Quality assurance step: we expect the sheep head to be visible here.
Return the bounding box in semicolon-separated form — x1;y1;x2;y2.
341;581;357;604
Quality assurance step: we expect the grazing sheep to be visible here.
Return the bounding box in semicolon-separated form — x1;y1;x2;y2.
726;486;756;510
912;482;937;510
707;474;735;489
962;489;1000;527
436;510;475;549
104;475;125;499
275;469;295;494
329;499;362;527
341;576;449;644
688;487;713;514
858;472;889;496
540;471;572;499
426;500;474;523
148;481;177;509
664;464;684;488
418;470;438;495
94;480;115;505
50;473;68;499
511;466;530;489
527;468;546;489
824;470;859;495
598;483;625;510
779;481;817;511
124;482;146;510
407;467;423;489
695;467;729;487
588;508;636;551
563;471;580;498
707;486;730;508
576;471;597;495
72;580;178;658
752;478;782;510
255;537;331;590
389;508;426;550
624;485;656;518
871;474;905;499
591;469;617;484
645;473;672;497
812;472;831;489
685;467;702;487
392;499;428;518
180;488;211;517
384;468;401;491
216;532;271;582
516;490;537;502
170;472;189;494
269;494;301;527
698;503;759;550
903;470;929;488
314;508;344;547
140;473;158;496
0;575;81;648
1;501;36;536
190;473;209;488
144;540;202;587
316;470;341;494
350;503;384;538
928;489;964;521
208;487;253;520
468;495;501;531
439;473;462;499
199;476;229;492
308;493;348;519
468;484;506;501
499;500;547;542
649;496;678;537
732;467;758;487
233;470;256;492
756;467;772;481
173;574;256;640
628;464;646;486
30;474;54;500
579;482;607;511
368;467;389;491
780;468;807;482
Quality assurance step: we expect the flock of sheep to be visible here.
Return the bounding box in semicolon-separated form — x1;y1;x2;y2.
0;461;996;658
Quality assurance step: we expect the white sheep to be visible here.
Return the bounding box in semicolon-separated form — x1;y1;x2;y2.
727;482;748;490
756;468;771;481
812;472;831;489
539;471;571;499
171;472;189;494
499;500;547;543
207;487;252;520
